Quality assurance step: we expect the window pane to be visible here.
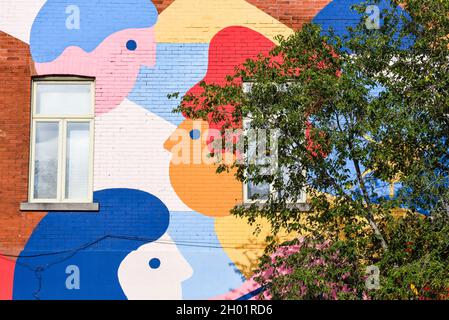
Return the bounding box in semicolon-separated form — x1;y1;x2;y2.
246;122;272;201
247;181;270;201
34;122;59;199
280;166;304;202
65;122;90;200
36;83;92;115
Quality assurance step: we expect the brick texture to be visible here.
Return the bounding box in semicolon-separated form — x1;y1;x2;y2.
0;31;44;257
246;0;332;30
0;0;322;268
153;0;176;13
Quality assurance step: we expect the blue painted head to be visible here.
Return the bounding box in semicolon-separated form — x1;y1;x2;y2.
314;0;389;37
13;189;170;300
30;0;158;63
313;0;413;50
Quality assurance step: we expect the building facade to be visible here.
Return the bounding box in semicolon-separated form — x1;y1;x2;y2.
0;0;372;300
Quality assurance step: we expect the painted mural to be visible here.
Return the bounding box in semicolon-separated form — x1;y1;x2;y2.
0;0;399;300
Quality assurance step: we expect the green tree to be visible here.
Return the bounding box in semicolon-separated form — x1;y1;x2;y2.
173;0;449;299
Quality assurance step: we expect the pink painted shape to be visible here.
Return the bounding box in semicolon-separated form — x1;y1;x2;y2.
211;241;305;300
35;27;156;115
210;278;261;300
0;255;15;300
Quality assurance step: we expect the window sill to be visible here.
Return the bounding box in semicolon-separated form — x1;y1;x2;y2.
20;202;99;212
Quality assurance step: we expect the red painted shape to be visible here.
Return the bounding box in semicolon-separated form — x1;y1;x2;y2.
182;26;276;157
184;26;276;130
183;26;329;158
0;255;15;300
201;26;275;84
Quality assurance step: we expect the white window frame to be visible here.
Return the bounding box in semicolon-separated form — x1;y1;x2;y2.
242;82;307;204
243;179;273;204
28;78;95;204
242;161;307;205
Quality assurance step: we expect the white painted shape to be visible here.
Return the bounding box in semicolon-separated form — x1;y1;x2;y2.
0;0;46;43
93;98;191;212
118;234;193;300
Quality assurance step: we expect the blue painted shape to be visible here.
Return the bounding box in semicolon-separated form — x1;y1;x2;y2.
369;84;385;98
168;211;246;299
126;40;137;51
236;286;266;301
313;0;389;37
128;43;209;126
353;172;400;204
30;0;158;63
399;165;449;215
313;0;413;49
13;189;170;300
318;145;399;202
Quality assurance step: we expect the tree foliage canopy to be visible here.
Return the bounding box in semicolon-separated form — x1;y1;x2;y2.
173;0;449;299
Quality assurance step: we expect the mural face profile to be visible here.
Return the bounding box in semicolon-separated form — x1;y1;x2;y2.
164;26;276;217
30;0;158;115
13;189;174;300
118;233;193;300
164;119;242;217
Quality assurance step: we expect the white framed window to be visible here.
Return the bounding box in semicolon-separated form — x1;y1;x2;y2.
243;179;272;203
28;78;95;204
244;182;307;204
242;154;307;204
242;82;306;204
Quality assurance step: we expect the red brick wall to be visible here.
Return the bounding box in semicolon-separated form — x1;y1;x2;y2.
154;0;332;30
246;0;332;30
0;31;44;257
153;0;176;13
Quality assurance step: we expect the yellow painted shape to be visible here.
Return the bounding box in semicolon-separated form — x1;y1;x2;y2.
164;118;298;274
164;119;243;217
215;215;299;278
155;0;293;44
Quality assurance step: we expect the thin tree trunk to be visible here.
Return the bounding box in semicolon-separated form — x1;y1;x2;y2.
335;115;388;250
352;157;389;251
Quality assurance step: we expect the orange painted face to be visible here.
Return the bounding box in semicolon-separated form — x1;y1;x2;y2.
164;119;242;217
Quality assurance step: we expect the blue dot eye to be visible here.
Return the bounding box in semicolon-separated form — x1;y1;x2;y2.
189;129;201;140
149;258;161;269
126;40;137;51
